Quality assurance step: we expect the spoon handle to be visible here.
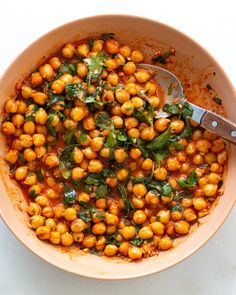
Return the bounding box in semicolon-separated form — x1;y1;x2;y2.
201;111;236;145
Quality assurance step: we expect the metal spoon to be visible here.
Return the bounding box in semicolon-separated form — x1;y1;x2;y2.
140;64;236;145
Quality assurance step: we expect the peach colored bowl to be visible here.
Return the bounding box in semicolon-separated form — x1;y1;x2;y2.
0;15;235;280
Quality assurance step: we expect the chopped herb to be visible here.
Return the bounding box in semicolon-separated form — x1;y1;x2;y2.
147;128;171;151
133;106;154;127
105;232;120;247
46;95;65;109
177;171;198;188
206;84;213;91
161;183;172;196
65;83;85;100
152;51;173;64
95;112;113;130
29;190;36;198
63;183;77;207
101;33;115;40
95;184;108;199
168;83;173;95
79;207;92;223
47;112;57;138
84;52;107;85
117;183;133;217
59;144;79;179
91;249;100;256
170;204;183;212
56;63;77;79
131;237;143;247
170;142;186;151
35;169;44;182
18;153;26;164
25;105;39;121
213;97;222;105
179;126;193;138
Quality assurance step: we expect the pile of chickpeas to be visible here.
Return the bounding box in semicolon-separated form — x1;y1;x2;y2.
2;35;227;261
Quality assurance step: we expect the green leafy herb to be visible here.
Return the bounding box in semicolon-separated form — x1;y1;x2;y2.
35;169;44;182
84;52;107;85
170;142;186;151
117;183;133;217
64;128;76;145
161;183;172;196
147;128;171;151
179;126;193;138
18;153;26;164
101;33;115;40
163;102;193;121
59;144;79;179
131;237;143;247
65;83;85;100
154;150;169;166
47;112;57;138
79;207;92;223
78;133;87;143
46;95;65;109
177;171;198;188
152;51;173;64
105;232;120;247
168;83;173;95
29;189;36;198
56;63;77;79
95;184;108;199
95;112;113;130
170;204;183;212
213;97;222;105
25;105;39;121
91;249;100;256
206;84;213;91
63;183;77;207
133;106;154;127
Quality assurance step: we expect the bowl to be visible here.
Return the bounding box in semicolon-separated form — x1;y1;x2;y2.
0;15;235;280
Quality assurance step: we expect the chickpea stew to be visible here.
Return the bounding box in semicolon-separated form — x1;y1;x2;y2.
2;33;227;261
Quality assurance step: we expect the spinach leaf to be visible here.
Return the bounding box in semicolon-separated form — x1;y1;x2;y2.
179;126;193;138
47;112;57;138
154;150;169;166
163;102;193;120
213;97;222;105
35;169;44;182
18;153;26;164
163;103;180;115
170;204;183;212
65;83;85;100
170;142;186;151
56;63;77;79
79;207;92;223
84;52;107;85
177;171;198;188
161;183;172;196
152;51;173;64
105;232;120;247
95;184;108;199
147;128;171;151
25;105;39;122
95;112;113;130
46;95;65;109
59;144;79;179
101;33;115;40
117;183;133;217
133;106;154;127
63;183;77;207
131;237;143;247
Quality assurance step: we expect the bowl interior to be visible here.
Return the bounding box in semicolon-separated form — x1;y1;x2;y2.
0;15;235;279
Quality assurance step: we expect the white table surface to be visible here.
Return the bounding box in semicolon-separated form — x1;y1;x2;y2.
0;1;235;294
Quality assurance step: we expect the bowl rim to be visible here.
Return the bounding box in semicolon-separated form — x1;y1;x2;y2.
0;13;235;280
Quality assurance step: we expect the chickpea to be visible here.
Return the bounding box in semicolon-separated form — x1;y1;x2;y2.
130;50;144;63
140;158;152;171
45;154;59;168
151;221;165;235
98;148;110;159
2;122;16;135
208;172;221;184
49;57;61;70
128;246;143;260
186;143;196;155
61;232;73;246
112;116;123;129
104;244;118;257
158;236;173;250
124;117;138;130
72;167;85;180
144;81;156;95
56;223;68;234
193;154;204;165
105;213;119;225
53;204;65;219
22;121;35;135
154;167;168;181
77;44;89;57
133;210;147;224
106;72;119;86
31;72;43;87
123;62;137;75
6;150;18;164
114;148;127;163
91;222;106;235
70;218;86;233
115;89;130;104
32;92;48;105
105;58;117;71
82;116;95;131
170;120;185;134
217;150;227;165
133;183;147;198
121;226;136;240
91;39;104;52
42;206;54;218
70;106;85;122
135;70;150;84
138;226;153;239
63;208;76;221
128;128;140;138
21;85;32;99
34;146;47;158
15;166;28;181
29;215;45;229
157;210;170;224
11;114;24;129
202;184;218;197
154;118;170;132
45;218;56;231
131;196;145;209
118;242;129;256
120;101;134;116
24;172;37;185
52;79;65;94
166;157;181;171
115;168;128;182
95;236;106;251
62;43;75;58
141;127;155;141
174;221;190;235
34;108;48;125
35;195;49;207
32;134;46;147
77;191;90;203
145;190;159;206
149;96;160;108
59;73;73;84
35;225;50;240
128;147;141;160
87;159;103;173
71;147;83;164
195;139;211;154
39;64;53;80
83;235;96;248
27;202;41;216
72;232;84;243
193;198;207;211
49;231;61;245
182;209;197;222
90;137;104;152
211;139;225;153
